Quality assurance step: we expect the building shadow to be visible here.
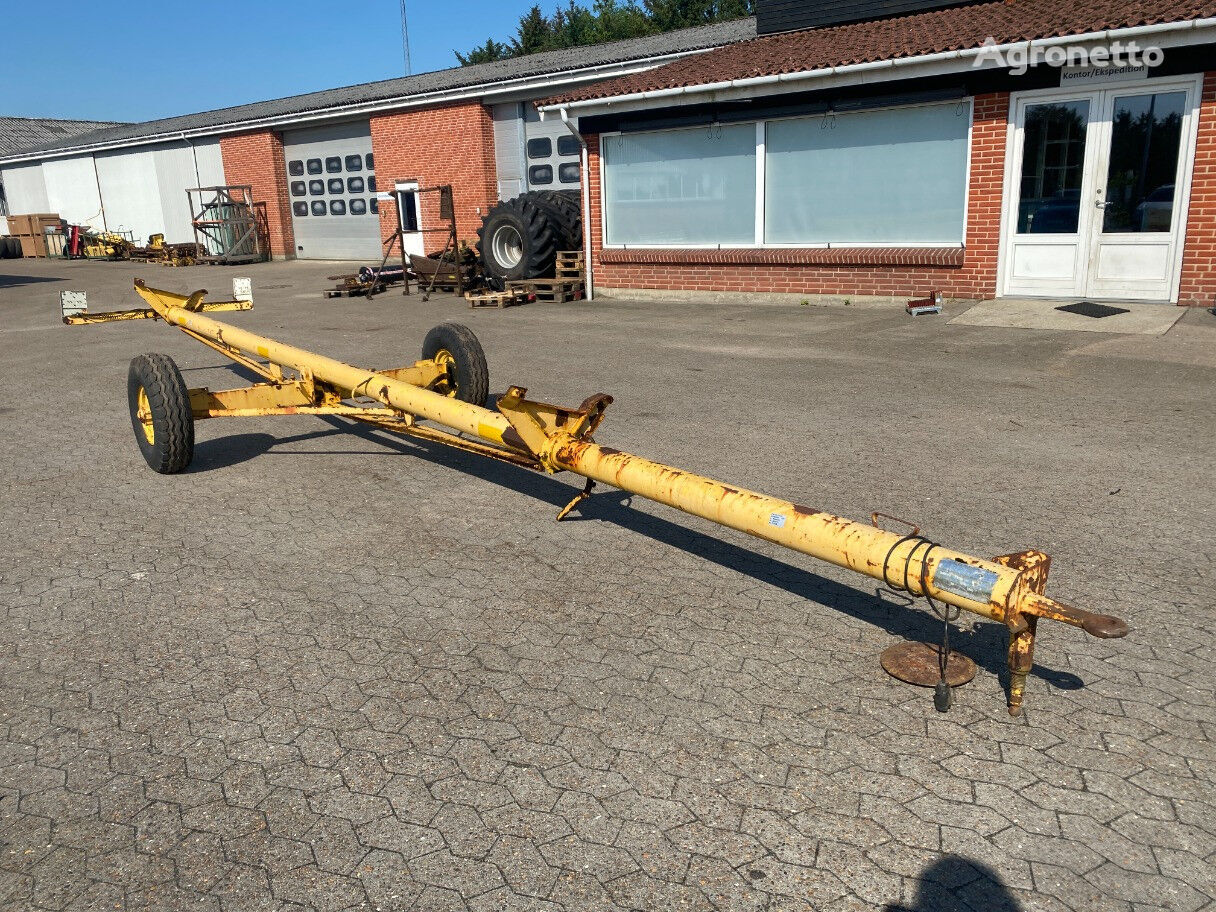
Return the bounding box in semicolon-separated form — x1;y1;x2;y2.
0;274;63;288
188;414;1083;697
885;857;1023;911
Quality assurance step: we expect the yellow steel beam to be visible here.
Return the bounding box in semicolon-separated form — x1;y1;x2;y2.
132;280;517;447
120;281;1127;714
62;300;251;325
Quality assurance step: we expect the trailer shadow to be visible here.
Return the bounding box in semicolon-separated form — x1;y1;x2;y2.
198;416;1084;700
0;274;64;289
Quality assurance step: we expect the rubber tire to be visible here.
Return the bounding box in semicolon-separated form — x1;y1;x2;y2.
476;196;558;288
127;353;194;474
533;190;582;250
421;322;490;407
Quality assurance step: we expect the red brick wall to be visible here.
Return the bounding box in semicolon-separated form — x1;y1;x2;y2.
219;130;294;259
586;93;1010;299
1177;71;1216;307
370;102;498;249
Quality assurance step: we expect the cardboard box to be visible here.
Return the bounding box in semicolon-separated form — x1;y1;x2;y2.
19;235;47;258
8;213;61;237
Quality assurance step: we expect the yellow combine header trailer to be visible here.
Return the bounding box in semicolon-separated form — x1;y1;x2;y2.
69;280;1128;716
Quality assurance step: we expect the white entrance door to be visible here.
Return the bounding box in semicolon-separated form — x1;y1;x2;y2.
394;181;425;259
1000;77;1200;302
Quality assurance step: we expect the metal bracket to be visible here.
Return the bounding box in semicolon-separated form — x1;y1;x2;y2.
992;549;1050;716
495;386;613;472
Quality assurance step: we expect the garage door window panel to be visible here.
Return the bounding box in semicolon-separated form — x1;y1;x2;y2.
328;178;344;194
309;180;324;196
350;199;367;215
307;159;323;174
288;160;305;176
529;165;553;185
603;124;757;246
527;138;552;159
557;135;580;157
293;202;309;217
291;181;306;197
764;102;969;245
311;201;326;215
348;177;365;193
325;157;342;173
558;162;579;184
345;155;363;172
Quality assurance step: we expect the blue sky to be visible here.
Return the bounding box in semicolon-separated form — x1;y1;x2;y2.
2;0;533;123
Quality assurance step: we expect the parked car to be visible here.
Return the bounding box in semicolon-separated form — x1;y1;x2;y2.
1133;184;1174;231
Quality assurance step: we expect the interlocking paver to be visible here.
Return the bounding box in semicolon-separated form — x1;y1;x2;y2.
1;258;1213;910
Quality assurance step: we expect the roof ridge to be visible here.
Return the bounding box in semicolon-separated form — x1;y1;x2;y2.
1;16;756;161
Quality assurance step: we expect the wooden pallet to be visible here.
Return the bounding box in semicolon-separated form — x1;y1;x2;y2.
465;288;531;309
555;250;585;279
507;278;584;303
324;286;374;298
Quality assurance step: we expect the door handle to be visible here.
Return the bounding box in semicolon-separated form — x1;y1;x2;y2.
1095;200;1110;209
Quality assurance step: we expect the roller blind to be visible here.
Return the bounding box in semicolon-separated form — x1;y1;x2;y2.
764;102;969;244
602;124;756;245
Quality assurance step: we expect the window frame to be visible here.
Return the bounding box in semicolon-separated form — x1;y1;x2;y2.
598;98;975;250
527;137;553;159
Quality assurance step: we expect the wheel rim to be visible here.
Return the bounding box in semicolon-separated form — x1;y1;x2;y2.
136;387;155;444
491;225;523;269
432;349;458;397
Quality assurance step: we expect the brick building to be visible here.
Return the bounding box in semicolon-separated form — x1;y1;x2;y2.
0;20;754;261
541;0;1216;306
2;0;1214;306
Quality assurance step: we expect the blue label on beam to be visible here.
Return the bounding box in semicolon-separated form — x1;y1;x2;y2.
932;559;999;604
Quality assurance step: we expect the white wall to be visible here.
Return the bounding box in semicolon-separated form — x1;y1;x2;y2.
153;139;225;243
42;156;104;230
2;137;226;243
96;148;165;242
1;162;50;213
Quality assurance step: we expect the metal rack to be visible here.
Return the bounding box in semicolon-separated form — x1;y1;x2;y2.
187;186;266;265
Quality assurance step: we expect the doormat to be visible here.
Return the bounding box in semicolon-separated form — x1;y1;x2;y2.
1055;301;1130;318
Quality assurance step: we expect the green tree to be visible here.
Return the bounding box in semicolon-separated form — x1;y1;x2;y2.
643;0;752;30
512;5;557;55
590;0;654;42
456;0;746;66
454;38;514;65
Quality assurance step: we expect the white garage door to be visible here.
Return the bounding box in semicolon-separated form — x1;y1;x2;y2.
283;121;381;260
523;105;581;192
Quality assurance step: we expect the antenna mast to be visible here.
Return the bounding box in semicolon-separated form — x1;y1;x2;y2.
399;0;412;74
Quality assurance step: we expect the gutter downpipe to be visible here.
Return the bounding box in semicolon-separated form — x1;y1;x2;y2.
555;106;594;302
538;17;1216;115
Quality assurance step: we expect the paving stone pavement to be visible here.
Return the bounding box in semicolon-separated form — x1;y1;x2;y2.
1;259;1214;911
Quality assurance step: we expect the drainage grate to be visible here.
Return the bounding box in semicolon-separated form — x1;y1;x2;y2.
1055;301;1130;318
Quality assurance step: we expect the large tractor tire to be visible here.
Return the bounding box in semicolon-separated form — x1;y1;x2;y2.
531;190;582;251
476;196;559;290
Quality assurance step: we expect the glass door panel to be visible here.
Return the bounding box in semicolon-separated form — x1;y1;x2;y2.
1017;100;1090;234
1100;91;1187;233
